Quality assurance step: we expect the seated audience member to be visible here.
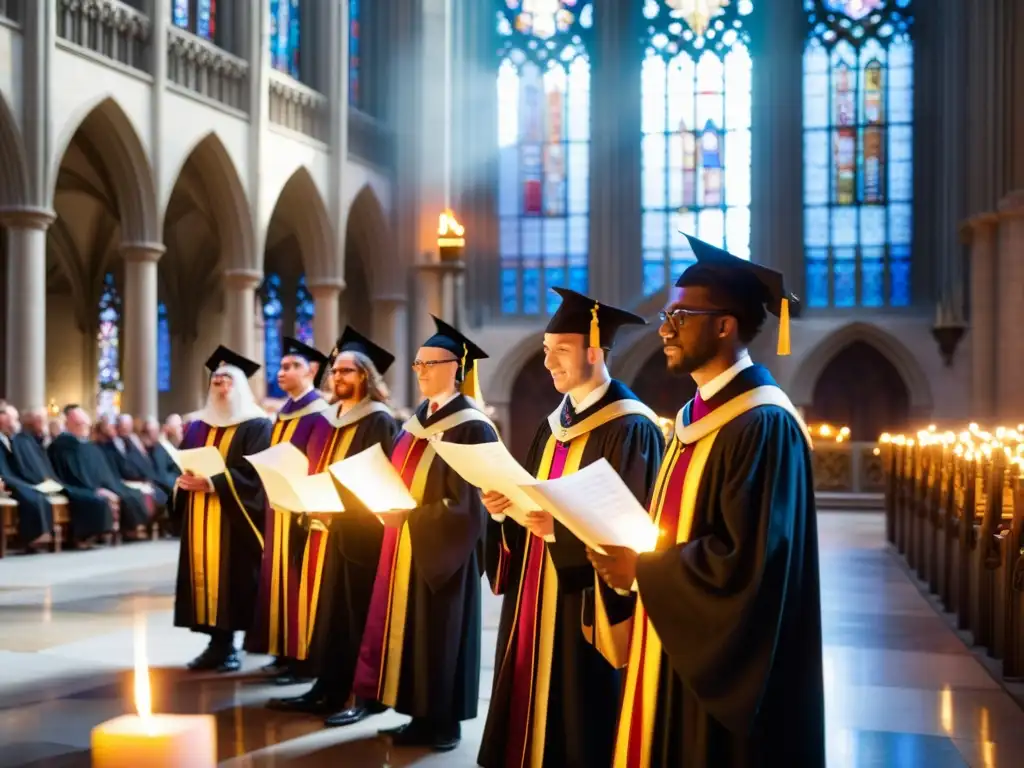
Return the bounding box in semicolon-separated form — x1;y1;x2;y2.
163;413;184;448
0;402;53;551
140;417;180;497
48;417;64;443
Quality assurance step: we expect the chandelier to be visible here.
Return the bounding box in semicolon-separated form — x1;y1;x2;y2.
665;0;729;37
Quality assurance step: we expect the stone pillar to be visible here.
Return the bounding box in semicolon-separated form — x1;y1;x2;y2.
966;215;998;418
373;296;409;408
587;0;642;306
121;243;164;419
994;192;1024;419
309;279;343;351
1;208;54;410
222;269;262;360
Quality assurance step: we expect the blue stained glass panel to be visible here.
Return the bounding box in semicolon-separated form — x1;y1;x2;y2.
501;268;519;313
860;247;885;306
97;273;122;409
805;248;830;308
349;0;360;105
172;0;189;29
157;302;171;393
833;248;857;308
643;262;666;296
522;268;541;314
262;274;284;398
295;275;315;345
889;244;911;306
197;0;215;41
270;0;301;79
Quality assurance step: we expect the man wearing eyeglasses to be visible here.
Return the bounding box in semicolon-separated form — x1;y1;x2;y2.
347;316;498;753
588;235;825;768
267;327;399;725
478;287;665;768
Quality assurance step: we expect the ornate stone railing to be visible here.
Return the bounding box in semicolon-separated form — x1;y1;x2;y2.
348;108;395;170
167;26;247;112
268;70;327;142
57;0;151;73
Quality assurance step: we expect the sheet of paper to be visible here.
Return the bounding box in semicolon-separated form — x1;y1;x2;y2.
34;479;64;494
328;443;417;512
430;440;536;525
518;458;660;555
244;442;309;478
170;446;227;477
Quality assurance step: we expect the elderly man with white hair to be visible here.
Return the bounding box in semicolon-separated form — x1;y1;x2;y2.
173;346;272;673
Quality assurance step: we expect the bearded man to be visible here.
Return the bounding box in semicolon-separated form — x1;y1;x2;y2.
174;347;273;673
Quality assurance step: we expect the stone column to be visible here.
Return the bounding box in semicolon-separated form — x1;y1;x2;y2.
309;278;343;351
587;0;642;306
965;214;998;418
994;192;1024;419
222;269;262;360
1;208;54;410
373;296;409;408
121;243;164;419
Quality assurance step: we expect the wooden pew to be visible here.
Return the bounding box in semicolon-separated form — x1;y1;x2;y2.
1001;475;1024;678
0;495;69;557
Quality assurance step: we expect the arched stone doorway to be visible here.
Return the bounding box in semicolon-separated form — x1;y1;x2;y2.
629;350;696;420
508;352;562;463
806;340;911;441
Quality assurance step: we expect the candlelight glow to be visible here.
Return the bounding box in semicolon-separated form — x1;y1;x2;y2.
877;423;1024;474
806;423;850;444
437;209;466;248
134;614;152;721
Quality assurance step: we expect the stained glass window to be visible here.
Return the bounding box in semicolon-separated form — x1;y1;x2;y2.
497;0;593;316
803;0;913;309
295;275;315;345
171;0;217;42
641;0;754;296
97;273;122;418
157;302;171;393
349;0;360;106
261;273;284;398
270;0;301;79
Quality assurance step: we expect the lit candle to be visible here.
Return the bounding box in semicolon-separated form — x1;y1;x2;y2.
91;617;216;768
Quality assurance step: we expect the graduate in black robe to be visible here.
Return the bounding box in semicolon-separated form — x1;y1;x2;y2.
478;288;665;768
173;348;273;672
268;327;399;723
349;317;498;753
49;409;152;535
589;236;825;768
0;412;53;549
11;415;113;543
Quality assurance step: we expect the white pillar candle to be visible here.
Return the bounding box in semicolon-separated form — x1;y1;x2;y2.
91;713;216;768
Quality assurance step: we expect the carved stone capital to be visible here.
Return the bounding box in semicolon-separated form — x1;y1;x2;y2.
0;207;56;231
120;242;165;263
222;269;264;291
307;277;346;296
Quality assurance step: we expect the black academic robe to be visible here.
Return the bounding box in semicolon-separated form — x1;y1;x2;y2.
12;432;112;541
172;417;272;633
352;395;498;723
479;380;665;768
0;436;52;544
300;402;398;689
615;365;825;768
148;441;181;498
48;434;151;531
100;440;169;507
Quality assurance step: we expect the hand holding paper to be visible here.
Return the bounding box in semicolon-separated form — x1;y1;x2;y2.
517;459;660;555
167;445;227;478
328;444;417;513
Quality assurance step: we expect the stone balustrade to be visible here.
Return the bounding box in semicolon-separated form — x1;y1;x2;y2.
268;70;327;143
167;25;248;112
57;0;151;73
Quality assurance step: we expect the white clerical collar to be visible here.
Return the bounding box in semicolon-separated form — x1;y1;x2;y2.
698;353;753;401
429;391;460;413
567;379;611;414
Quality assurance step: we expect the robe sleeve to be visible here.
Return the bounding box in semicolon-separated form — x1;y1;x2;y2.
635;407;815;735
211;418;272;548
548;416;665;593
407;420;499;592
336;413;399;566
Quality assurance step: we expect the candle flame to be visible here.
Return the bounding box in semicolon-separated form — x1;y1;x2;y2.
134;613;152;720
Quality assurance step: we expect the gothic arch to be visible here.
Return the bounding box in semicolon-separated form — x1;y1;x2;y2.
163;132;254;273
50;97;159;243
262;166;335;281
346;183;396;297
0;93;29;208
790;322;933;414
486;329;547;405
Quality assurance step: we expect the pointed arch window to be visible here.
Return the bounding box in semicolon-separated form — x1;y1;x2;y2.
641;0;754;296
261;273;284;398
295;275;315;345
270;0;302;80
803;0;914;309
172;0;217;42
97;273;122;417
157;302;172;393
349;0;361;105
497;0;593;316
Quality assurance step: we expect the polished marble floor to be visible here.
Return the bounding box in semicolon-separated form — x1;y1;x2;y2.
0;512;1021;767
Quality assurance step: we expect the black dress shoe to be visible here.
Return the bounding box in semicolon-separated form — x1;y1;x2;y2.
267;690;341;714
273;672;313;686
187;644;235;671
261;658;288;675
387;719;435;747
431;723;461;753
216;651;242;673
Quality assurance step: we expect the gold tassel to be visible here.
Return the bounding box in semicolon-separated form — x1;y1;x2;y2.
777;298;791;356
589;302;601;349
461;362;484;404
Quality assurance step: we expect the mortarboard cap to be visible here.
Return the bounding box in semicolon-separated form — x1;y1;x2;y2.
546;287;647;350
676;234;798;355
331;326;396;375
421;316;489;402
205;345;261;379
281;336;331;388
